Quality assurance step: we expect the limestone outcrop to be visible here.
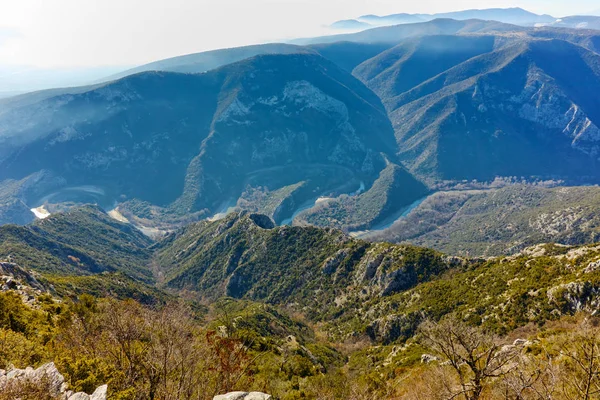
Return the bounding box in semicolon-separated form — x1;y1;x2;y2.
0;363;107;400
213;392;272;400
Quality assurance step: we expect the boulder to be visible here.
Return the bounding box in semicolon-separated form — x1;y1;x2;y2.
69;393;91;400
513;338;529;346
68;385;108;400
421;354;439;364
89;384;108;400
0;362;66;396
213;392;272;400
584;259;600;274
0;362;107;400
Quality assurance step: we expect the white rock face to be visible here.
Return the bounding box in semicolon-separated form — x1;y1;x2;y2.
0;362;107;400
283;81;366;164
282;80;348;121
528;207;584;236
513;67;600;157
214;79;370;170
217;98;252;124
50;126;90;144
213;392;272;400
547;281;600;313
217;80;350;125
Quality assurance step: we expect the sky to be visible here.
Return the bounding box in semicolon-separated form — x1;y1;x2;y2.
0;0;599;68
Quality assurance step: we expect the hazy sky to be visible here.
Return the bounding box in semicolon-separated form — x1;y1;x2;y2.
1;0;599;68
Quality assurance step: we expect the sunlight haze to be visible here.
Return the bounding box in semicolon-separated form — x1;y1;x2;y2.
1;0;599;68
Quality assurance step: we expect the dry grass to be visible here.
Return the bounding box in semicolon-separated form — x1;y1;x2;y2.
0;374;58;400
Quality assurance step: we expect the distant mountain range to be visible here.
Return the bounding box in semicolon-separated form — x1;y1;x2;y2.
2;8;598;95
330;19;373;31
295;18;523;45
101;43;313;82
1;15;599;236
546;15;600;30
330;7;600;32
0;53;425;228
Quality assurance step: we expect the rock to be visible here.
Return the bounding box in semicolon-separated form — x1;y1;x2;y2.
90;385;108;400
421;354;439;364
359;252;385;282
321;249;349;275
0;362;66;396
442;255;467;267
213;392;272;400
366;312;423;344
68;393;91;400
513;338;529;346
354;245;433;297
379;267;414;296
67;384;108;400
0;261;46;292
547;281;600;313
0;362;107;400
584;259;600;274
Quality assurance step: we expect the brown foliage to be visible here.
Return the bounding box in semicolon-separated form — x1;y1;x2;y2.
0;374;58;400
417;315;518;400
556;319;600;400
54;296;255;399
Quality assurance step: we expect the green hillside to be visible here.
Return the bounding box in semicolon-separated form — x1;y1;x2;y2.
366;185;600;256
2;206;600;398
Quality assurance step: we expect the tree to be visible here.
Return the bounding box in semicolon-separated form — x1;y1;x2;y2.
558;319;600;400
495;350;558;400
418;315;518;400
55;297;258;400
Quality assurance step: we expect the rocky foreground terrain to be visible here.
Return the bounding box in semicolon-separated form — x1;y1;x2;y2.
0;363;106;400
1;362;273;399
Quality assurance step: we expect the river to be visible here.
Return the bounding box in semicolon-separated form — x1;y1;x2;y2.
280;181;366;226
349;194;433;238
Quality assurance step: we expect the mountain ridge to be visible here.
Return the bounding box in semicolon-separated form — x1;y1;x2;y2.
330;8;555;31
294;18;526;45
0;52;427;228
355;36;600;183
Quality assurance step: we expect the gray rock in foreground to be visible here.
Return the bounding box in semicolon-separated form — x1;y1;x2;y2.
0;362;107;400
214;392;272;400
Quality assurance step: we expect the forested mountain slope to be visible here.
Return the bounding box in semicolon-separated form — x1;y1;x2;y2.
355;37;600;183
0;53;426;228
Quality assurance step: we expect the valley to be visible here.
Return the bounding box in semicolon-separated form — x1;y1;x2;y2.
2;4;600;399
350;193;434;237
2;21;600;237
